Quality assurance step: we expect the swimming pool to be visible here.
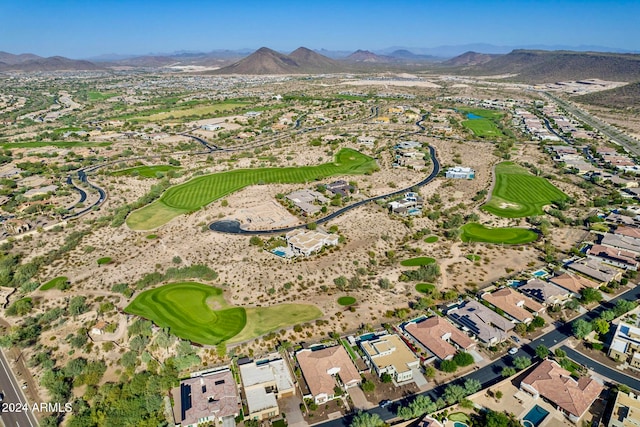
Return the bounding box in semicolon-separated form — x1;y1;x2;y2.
453;422;468;427
531;269;548;278
408;208;421;215
522;404;549;427
272;249;286;257
507;279;525;287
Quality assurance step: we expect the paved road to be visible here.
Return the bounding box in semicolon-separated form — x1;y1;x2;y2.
209;144;440;234
0;349;38;427
312;285;640;427
543;92;640;156
209;115;436;234
561;346;640;392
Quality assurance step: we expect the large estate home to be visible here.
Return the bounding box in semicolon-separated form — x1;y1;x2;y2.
238;357;295;420
285;228;339;256
404;316;475;361
519;360;603;423
296;346;360;404
360;334;420;382
447;299;514;345
171;368;240;427
481;287;545;324
609;321;640;369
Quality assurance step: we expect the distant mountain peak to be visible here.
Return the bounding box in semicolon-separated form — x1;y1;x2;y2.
213;46;343;75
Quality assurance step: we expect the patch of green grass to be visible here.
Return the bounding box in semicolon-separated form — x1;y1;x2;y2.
341;338;358;360
87;91;117;101
466;254;481;262
125;282;246;345
424;236;438;243
482;162;567;218
337;296;357;306
228;304;322;344
112;165;181;178
0;141;111;149
460;223;538;244
127;148;377;230
127;102;249;122
459;108;506;138
40;276;68;291
415;283;436;294
449;412;470;423
400;257;436;267
97;257;113;265
146;234;158;239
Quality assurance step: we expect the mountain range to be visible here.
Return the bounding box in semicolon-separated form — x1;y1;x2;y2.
0;52;102;71
2;47;640;84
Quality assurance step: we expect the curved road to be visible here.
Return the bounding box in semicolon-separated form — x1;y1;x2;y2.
314;284;640;427
209;115;437;234
209;145;440;234
60;106;380;221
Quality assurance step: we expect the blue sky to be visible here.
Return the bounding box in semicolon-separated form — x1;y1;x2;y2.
1;0;638;58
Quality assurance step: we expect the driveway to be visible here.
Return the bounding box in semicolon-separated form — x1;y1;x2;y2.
348;386;375;410
280;395;308;427
411;367;428;390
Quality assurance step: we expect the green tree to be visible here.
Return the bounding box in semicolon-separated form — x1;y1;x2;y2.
572;319;593;339
535;345;549;359
380;372;393;383
69;296;88;316
501;366;516;377
463;378;481;395
513;356;532;370
515;322;528;335
592;318;610;335
453;351;474;367
350;411;384;427
444;384;466;404
439;359;457;373
6;297;33;316
580;287;603;304
361;379;375;393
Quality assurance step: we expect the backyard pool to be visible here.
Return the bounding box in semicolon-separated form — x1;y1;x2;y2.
453;423;469;427
531;269;549;278
507;279;525;287
522;404;549;427
272;249;286;257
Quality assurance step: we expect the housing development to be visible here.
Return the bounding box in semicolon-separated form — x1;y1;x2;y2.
2;18;640;427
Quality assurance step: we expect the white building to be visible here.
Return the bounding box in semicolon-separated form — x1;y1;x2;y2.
285;229;339;257
201;124;222;131
445;167;475;179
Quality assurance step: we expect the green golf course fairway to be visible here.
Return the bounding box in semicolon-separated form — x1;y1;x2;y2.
460;108;506;138
125;282;322;345
400;257;436;267
112;165;181;178
482;162;567;218
40;276;68;291
337;296;357;306
127;148;377;230
229;304;322;343
460;223;538;244
125;282;246;345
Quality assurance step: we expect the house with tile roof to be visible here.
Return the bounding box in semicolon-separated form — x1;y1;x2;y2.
481;287;545;324
518;279;572;307
171;368;239;427
520;360;604;423
404;316;475;361
549;273;601;296
296;346;360;404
